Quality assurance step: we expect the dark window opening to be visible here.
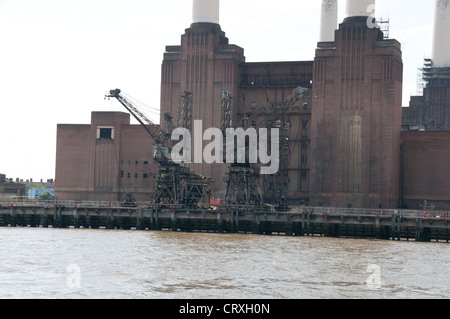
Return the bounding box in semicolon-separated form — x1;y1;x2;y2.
302;120;309;129
99;128;113;139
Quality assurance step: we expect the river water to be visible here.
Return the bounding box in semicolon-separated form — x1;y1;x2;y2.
0;227;448;299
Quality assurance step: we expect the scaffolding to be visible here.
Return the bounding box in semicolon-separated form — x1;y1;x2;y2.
419;58;450;87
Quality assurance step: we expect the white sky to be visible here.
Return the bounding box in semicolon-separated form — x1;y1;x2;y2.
0;0;435;181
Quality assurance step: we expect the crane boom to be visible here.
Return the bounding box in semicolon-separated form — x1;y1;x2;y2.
105;88;212;208
105;89;172;163
106;89;162;143
257;87;308;129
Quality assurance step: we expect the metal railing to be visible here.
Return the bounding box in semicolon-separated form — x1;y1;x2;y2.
1;197;448;218
290;206;449;219
0;198;151;209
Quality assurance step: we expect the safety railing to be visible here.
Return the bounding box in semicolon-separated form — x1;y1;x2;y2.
290;206;449;219
1;197;448;218
0;198;151;209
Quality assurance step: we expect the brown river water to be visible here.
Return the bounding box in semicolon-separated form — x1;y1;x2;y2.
0;227;448;299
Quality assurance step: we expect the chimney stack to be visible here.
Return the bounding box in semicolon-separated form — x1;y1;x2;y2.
192;0;220;25
432;0;450;67
319;0;338;42
345;0;375;18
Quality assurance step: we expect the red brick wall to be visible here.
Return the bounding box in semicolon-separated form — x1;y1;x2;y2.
55;124;91;201
55;112;157;202
401;131;450;210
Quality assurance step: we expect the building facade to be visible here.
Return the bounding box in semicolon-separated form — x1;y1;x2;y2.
160;2;313;203
55;0;450;210
309;16;403;209
55;112;157;203
400;1;450;209
0;174;26;200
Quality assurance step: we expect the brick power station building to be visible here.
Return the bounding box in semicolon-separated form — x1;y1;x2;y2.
56;0;450;210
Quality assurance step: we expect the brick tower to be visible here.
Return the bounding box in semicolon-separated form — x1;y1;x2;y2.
160;0;245;197
310;0;404;209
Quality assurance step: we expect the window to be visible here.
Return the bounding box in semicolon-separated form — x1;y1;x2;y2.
100;128;112;139
302;120;309;129
143;161;149;165
143;173;148;179
96;127;115;140
302;141;309;149
134;173;138;179
120;171;124;178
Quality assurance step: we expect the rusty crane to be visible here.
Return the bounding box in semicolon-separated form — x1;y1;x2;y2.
221;87;309;211
105;89;212;209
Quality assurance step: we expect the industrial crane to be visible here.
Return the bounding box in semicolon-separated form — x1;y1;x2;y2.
105;89;212;208
256;87;308;130
178;91;193;133
106;89;173;163
222;87;308;211
259;87;309;210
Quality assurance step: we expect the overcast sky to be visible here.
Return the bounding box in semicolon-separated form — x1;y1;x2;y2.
0;0;435;181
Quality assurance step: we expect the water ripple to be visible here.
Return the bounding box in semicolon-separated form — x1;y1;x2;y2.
0;228;449;299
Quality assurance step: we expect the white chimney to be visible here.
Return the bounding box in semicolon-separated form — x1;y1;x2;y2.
345;0;375;18
319;0;338;42
432;0;450;67
193;0;220;25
